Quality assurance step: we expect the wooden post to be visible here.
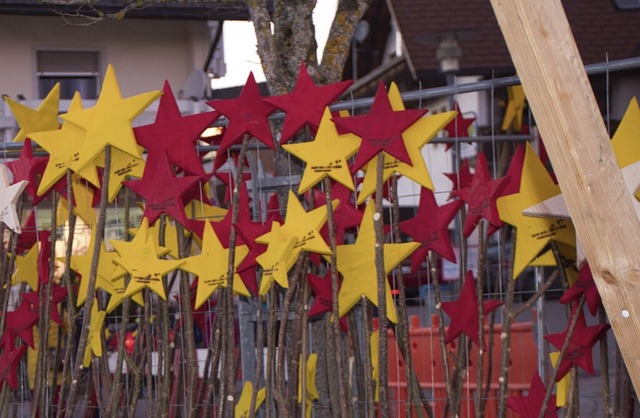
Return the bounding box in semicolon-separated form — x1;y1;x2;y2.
491;0;640;395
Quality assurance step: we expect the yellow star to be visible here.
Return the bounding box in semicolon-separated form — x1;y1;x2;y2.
497;143;576;279
103;276;145;313
370;330;380;402
298;353;319;418
61;64;160;172
56;174;97;227
30;92;100;196
256;222;298;295
357;83;456;204
12;242;39;290
501;84;527;132
529;243;579;285
235;381;266;418
611;97;640;169
282;108;361;194
111;218;183;300
5;83;60;142
333;200;418;323
106;147;146;202
83;299;107;367
256;190;334;256
129;219;184;260
181;222;249;309
68;226;134;307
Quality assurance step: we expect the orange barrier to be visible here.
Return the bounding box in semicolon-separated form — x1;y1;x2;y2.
387;315;538;418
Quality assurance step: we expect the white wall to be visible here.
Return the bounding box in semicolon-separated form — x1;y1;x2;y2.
0;15;210;99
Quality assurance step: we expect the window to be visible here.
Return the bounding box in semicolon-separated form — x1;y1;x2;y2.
36;50;100;100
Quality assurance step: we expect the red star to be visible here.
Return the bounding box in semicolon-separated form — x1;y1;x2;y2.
1;300;39;350
443;101;476;150
6;138;48;204
135;81;219;178
0;345;27;390
506;373;558;418
37;230;52;286
124;152;200;228
307;271;335;318
441;271;502;347
444;158;474;201
559;264;601;316
453;152;509;237
22;285;68;325
545;305;609;380
399;187;462;272
487;144;526;235
16;210;37;255
333;82;428;172
208;72;276;169
264;62;352;144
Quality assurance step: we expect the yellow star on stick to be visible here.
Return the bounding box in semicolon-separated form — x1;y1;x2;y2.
61;64;160;172
103;275;145;313
30;92;100;196
357;83;456;204
106;147;146;202
109;218;172;282
529;242;579;285
332;200;419;323
83;299;107;367
370;330;380;402
12;243;39;290
5;83;60;142
56;174;97;227
282;108;361;194
111;218;184;300
611;97;640;170
298;353;319;418
501;85;526;132
235;381;266;418
256;222;298;295
181;222;250;309
130;219;185;260
496;143;576;279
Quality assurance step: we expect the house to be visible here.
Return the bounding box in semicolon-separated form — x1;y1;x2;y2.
0;0;248;140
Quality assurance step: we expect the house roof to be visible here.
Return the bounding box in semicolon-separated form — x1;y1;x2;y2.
393;0;640;77
0;0;251;20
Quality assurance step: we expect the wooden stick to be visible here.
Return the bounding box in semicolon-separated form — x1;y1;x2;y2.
491;0;640;394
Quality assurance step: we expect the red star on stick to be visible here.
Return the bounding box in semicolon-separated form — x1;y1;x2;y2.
545;305;610;380
441;271;502;347
559;264;601;316
124;152;200;228
22;285;68;325
506;373;558;418
265;62;352;144
399;187;462;272
6;138;48;204
0;345;27;390
37;230;52;286
208;72;276;169
333;82;428;172
135;81;219;179
306;183;363;245
453;152;509;237
307;271;335;318
444;158;474;201
443;101;476;151
487;144;526;235
1;300;39;350
16;210;37;255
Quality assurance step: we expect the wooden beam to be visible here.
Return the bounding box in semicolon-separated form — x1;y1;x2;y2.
490;0;640;394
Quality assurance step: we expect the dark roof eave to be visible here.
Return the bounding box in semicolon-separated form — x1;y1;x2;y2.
0;1;252;20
